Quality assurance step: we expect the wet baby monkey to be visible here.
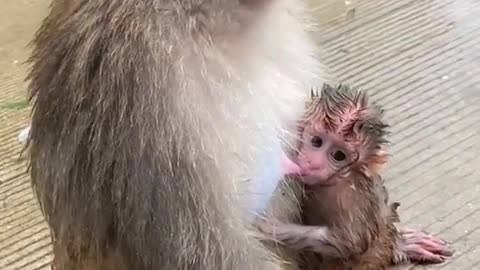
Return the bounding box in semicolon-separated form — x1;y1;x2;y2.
261;84;454;269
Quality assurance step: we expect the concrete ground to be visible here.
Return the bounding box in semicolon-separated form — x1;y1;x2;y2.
0;0;479;269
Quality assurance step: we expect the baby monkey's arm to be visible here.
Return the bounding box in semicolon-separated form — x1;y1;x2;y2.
256;219;373;259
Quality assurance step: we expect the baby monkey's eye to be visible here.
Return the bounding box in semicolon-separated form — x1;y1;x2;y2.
311;136;323;148
333;150;346;162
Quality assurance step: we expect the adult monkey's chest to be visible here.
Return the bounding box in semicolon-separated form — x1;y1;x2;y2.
249;138;284;216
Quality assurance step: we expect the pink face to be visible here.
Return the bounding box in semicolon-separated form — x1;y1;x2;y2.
297;125;353;186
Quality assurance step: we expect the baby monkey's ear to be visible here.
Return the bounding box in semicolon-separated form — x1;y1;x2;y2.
347;88;390;177
365;144;390;176
360;117;390;177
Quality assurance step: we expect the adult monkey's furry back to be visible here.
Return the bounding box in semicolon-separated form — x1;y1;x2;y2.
25;0;322;269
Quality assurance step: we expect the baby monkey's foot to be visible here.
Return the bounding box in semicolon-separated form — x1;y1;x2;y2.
399;228;454;264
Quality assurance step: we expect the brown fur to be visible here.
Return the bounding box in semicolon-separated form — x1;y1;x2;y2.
300;173;401;270
24;0;322;269
297;84;403;269
262;179;305;270
255;84;402;270
258;84;452;270
299;84;390;178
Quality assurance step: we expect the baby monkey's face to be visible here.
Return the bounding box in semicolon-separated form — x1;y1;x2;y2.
297;124;354;186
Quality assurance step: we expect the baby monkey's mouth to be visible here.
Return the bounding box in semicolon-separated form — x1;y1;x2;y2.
295;163;349;187
296;173;337;187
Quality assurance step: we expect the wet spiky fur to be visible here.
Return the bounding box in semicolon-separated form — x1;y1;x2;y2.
296;84;401;270
299;83;390;176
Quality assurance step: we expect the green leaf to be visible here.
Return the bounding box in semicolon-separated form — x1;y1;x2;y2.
0;100;29;111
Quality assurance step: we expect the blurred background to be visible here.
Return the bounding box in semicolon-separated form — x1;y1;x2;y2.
0;0;479;269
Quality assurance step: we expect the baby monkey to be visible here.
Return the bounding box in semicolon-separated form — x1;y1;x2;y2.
261;84;453;269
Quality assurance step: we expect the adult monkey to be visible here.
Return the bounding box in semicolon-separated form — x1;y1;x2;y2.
25;0;322;269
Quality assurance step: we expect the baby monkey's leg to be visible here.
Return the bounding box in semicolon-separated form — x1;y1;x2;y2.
396;228;454;264
388;199;452;264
